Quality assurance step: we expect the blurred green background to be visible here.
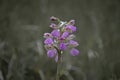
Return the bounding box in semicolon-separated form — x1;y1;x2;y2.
0;0;120;80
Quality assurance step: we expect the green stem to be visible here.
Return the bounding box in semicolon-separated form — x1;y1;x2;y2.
57;18;61;23
56;53;61;80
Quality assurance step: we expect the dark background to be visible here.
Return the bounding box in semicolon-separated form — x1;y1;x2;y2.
0;0;120;80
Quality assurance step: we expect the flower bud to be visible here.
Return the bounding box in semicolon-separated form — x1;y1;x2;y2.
50;16;57;21
43;33;52;38
68;20;75;25
50;23;58;29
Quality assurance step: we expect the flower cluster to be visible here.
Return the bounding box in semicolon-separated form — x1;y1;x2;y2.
44;16;79;61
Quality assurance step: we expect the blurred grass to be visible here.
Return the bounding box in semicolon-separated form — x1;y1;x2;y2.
0;0;120;80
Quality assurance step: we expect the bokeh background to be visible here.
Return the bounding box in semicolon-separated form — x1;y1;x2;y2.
0;0;120;80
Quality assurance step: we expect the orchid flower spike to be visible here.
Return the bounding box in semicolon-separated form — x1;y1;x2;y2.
44;16;79;62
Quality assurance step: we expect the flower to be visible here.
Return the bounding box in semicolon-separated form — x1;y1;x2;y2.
61;31;69;39
68;20;75;25
59;42;66;50
51;30;60;38
44;38;53;45
43;33;52;38
69;40;79;47
44;16;79;62
47;49;56;58
70;48;79;56
50;23;58;29
65;25;76;33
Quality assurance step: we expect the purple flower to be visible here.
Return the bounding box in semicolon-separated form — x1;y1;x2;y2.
70;48;79;56
51;30;60;38
65;25;76;33
47;49;56;58
59;42;66;50
69;40;79;47
61;31;69;39
44;38;53;45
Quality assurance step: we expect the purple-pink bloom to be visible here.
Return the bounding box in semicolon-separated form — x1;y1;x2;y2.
51;30;60;38
69;40;79;47
70;48;79;56
44;38;53;45
47;49;56;58
61;31;69;39
59;42;66;50
65;25;76;33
